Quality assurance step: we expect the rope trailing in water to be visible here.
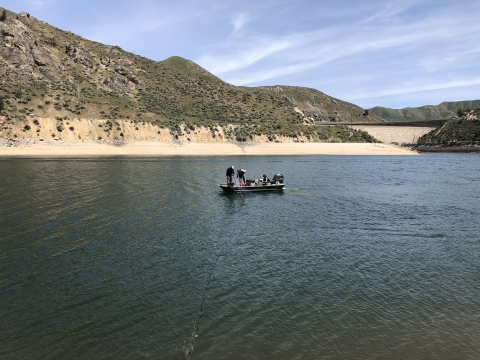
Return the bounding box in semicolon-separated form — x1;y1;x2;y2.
183;255;220;360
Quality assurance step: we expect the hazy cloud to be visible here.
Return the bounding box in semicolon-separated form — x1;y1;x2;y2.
350;77;480;101
231;13;250;33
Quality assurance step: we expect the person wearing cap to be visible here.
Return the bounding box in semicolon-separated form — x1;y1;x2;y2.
237;169;246;185
262;174;269;184
226;165;235;183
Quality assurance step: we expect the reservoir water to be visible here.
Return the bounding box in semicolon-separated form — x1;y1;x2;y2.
1;155;479;359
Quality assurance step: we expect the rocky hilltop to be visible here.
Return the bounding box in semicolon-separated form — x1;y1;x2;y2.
369;100;480;122
0;8;382;143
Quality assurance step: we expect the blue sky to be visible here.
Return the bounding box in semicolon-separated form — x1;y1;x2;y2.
3;0;480;109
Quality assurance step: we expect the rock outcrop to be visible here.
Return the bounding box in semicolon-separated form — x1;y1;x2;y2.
66;44;92;67
101;56;114;67
104;74;129;92
115;65;141;84
0;18;63;80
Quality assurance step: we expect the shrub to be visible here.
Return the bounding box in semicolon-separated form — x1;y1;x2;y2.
24;124;31;131
0;9;6;22
44;37;57;47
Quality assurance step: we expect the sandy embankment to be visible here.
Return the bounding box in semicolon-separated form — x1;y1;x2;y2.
0;139;418;156
0;117;418;156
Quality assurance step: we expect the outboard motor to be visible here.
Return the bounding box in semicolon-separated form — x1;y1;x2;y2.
271;174;284;184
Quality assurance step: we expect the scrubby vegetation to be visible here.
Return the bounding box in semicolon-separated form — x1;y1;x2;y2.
0;8;382;142
416;108;480;146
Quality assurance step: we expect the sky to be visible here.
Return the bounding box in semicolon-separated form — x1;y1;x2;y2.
2;0;480;109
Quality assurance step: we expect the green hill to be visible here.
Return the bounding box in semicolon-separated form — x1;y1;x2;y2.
160;56;225;85
369;100;480;122
0;7;380;143
416;108;480;147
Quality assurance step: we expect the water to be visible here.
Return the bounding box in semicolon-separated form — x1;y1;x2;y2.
1;155;479;359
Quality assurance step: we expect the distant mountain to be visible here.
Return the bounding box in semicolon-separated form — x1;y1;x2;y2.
0;7;382;143
369;100;480;122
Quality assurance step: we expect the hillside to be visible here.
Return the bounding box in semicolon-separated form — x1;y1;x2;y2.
369;100;480;122
0;8;381;143
416;108;480;150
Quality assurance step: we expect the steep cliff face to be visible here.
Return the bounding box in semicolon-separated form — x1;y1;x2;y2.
0;18;63;80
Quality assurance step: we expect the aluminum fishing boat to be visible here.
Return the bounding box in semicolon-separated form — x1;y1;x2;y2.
219;174;284;192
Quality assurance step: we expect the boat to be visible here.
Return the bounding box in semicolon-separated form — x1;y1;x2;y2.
219;174;285;192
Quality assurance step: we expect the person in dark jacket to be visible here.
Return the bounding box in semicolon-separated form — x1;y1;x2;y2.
226;166;235;183
237;169;246;185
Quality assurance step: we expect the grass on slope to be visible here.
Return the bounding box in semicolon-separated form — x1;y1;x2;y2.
417;109;480;146
0;8;380;143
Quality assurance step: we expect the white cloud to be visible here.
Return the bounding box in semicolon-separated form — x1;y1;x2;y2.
350;77;480;101
419;56;459;73
361;0;423;24
231;13;249;33
199;35;301;74
198;1;480;88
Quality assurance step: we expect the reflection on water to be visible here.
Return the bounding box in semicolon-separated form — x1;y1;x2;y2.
1;155;480;359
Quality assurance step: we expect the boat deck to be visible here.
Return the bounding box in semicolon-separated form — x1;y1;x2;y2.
219;183;284;192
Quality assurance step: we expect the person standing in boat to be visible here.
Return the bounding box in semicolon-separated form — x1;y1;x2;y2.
226;165;235;183
237;169;246;185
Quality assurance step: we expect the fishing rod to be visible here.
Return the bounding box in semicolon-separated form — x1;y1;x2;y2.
183;255;220;360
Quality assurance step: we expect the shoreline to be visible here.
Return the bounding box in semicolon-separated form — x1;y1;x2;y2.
0;139;418;156
415;145;480;154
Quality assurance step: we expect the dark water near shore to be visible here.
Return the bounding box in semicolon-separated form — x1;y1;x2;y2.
1;155;480;359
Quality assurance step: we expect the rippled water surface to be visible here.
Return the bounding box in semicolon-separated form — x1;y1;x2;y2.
1;155;480;359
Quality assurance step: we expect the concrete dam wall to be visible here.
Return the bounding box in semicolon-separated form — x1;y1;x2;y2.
352;125;436;144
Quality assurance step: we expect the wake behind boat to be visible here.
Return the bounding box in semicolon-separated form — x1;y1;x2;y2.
219;174;285;192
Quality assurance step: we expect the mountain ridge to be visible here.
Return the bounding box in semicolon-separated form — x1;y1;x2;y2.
0;7;383;143
369;100;480;122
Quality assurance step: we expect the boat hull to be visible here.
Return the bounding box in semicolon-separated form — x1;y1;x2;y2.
219;183;284;192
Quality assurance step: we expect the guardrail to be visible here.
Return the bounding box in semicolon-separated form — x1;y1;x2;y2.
315;120;447;127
